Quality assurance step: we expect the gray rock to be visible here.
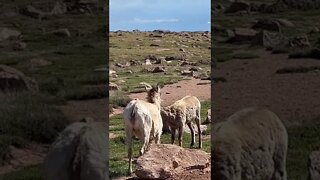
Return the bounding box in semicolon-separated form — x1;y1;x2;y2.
51;1;67;15
252;19;282;32
44;122;108;180
0;28;21;42
0;65;38;92
109;82;120;91
152;66;166;73
49;28;71;37
20;5;47;19
224;0;250;14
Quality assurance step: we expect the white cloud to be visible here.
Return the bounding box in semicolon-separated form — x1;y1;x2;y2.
207;22;210;24
130;18;179;23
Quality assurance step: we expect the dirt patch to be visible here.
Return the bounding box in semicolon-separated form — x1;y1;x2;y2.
167;168;211;180
110;107;124;117
213;49;320;125
58;97;108;122
0;143;48;175
129;78;211;106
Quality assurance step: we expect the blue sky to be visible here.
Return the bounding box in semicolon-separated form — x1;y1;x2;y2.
110;0;211;32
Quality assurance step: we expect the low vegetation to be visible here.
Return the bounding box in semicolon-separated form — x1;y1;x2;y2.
0;92;68;165
276;66;320;74
109;100;211;178
287;121;320;179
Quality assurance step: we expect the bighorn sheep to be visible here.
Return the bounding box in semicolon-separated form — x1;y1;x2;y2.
160;95;202;149
123;82;163;174
212;107;288;180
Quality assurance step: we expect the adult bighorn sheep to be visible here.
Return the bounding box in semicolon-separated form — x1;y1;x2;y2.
123;82;163;174
160;95;202;149
213;107;288;180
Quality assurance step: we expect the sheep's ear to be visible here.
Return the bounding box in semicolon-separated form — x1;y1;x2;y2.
156;83;164;92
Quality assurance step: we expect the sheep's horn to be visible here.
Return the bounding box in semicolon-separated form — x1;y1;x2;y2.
139;82;152;89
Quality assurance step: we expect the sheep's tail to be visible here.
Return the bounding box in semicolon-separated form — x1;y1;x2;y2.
130;103;137;125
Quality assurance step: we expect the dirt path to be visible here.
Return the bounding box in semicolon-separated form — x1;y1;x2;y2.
213;49;320;126
129;78;211;107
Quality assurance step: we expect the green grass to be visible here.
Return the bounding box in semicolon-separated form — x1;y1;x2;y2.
276;66;320;74
0;92;68;164
232;52;259;59
0;165;43;180
287;122;320;180
113;75;183;93
109;91;131;109
0;0;108;100
59;85;108;100
289;48;320;59
109;31;210;94
109;101;211;178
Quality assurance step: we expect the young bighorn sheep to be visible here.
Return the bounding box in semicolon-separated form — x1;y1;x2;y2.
213;107;288;180
160;95;202;149
123;82;163;174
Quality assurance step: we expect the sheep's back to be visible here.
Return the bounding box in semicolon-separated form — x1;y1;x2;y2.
213;107;288;180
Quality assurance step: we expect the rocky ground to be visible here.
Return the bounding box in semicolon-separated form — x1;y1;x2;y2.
0;0;108;179
213;0;320;179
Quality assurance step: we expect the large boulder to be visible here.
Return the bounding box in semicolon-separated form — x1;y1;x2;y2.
228;28;258;43
20;5;47;19
252;19;282;32
224;0;250;13
252;30;289;48
0;65;38;92
135;144;210;179
282;0;320;9
0;28;21;42
44;122;108;180
289;35;310;48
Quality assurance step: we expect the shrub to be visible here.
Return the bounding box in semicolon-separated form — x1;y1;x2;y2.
0;92;68;143
109;91;131;108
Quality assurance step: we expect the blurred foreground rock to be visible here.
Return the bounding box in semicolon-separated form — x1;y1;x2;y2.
44;122;108;180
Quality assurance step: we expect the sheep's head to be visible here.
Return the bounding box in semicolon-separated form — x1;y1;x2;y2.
139;82;163;104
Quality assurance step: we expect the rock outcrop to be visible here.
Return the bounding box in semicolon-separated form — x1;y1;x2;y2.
135;144;210;179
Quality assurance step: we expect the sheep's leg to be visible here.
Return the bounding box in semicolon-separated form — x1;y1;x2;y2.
171;129;176;144
197;123;202;149
196;109;202;149
155;131;161;144
126;130;133;174
140;130;150;156
272;143;287;180
187;122;195;147
178;126;183;147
